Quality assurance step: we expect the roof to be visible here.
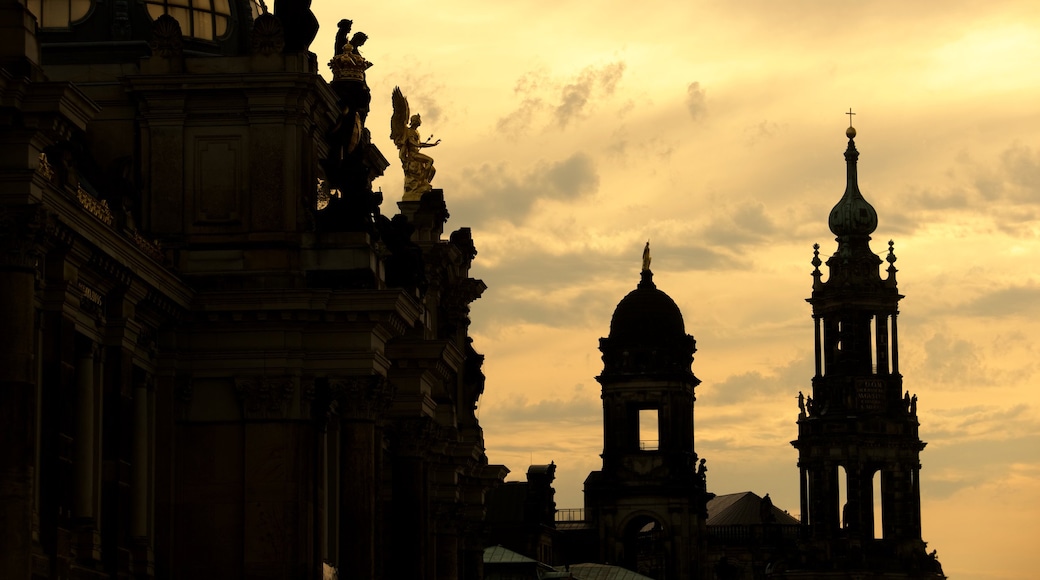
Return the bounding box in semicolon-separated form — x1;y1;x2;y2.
607;270;686;344
565;563;657;580
483;545;538;565
707;491;799;526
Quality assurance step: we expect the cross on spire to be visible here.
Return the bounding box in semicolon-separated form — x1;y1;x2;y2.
846;108;856;128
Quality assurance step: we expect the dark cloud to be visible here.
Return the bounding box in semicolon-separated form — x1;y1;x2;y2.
474;285;619;330
496;62;627;134
686;82;706;120
468;243;734;330
957;284;1040;318
698;354;813;407
924;424;1040;498
481;389;601;427
453;153;599;226
555;61;626;128
894;142;1040;236
701;202;779;247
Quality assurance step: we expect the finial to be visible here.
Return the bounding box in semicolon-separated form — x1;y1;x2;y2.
642;240;652;273
846;108;857;139
885;240;899;284
811;243;823;289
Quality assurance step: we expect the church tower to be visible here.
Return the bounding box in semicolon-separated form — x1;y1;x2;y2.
584;245;710;580
792;123;944;577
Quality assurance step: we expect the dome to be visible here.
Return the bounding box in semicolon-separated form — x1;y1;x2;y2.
608;270;686;345
828;129;878;237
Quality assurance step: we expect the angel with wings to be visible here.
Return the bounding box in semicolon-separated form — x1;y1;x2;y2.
390;87;441;200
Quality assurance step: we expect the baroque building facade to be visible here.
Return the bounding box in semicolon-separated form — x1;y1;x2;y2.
0;2;506;579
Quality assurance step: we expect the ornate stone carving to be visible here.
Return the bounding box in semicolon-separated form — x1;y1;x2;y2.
390;87;441;201
0;205;47;271
150;15;183;59
36;152;55;181
327;375;393;421
251;14;284;55
235;376;296;420
175;376;193;404
328;31;372;82
129;229;164;263
389;417;436;458
76;185;114;226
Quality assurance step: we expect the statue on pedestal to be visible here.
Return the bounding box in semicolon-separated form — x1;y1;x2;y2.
390;87;441;201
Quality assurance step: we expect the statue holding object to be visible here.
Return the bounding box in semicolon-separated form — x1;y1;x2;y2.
390;87;441;201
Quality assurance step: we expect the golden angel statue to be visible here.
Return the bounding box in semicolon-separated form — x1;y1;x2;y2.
390;87;440;201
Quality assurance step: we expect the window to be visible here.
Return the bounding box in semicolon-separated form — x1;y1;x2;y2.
146;0;231;41
638;409;659;451
27;0;92;29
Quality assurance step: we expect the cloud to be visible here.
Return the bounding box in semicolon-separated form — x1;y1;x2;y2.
686;81;706;120
958;283;1040;318
553;62;626;128
482;389;601;426
894;142;1040;236
922;331;986;387
454;152;600;226
701;202;779;248
497;61;627;134
744;120;783;147
699;354;813;407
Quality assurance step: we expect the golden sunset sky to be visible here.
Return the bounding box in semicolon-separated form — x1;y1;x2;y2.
311;2;1040;578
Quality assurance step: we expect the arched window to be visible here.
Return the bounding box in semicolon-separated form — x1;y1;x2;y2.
145;0;232;41
27;0;93;29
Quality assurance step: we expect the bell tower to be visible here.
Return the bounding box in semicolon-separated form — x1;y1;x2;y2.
792;122;944;577
583;244;710;580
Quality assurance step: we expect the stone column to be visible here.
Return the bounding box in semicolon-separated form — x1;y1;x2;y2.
131;374;154;577
74;340;102;561
799;466;809;526
330;376;391;580
390;417;434;580
0;206;45;580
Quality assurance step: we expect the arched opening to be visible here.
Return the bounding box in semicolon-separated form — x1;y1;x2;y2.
622;515;667;579
873;470;883;539
838;465;849;530
638;408;659;451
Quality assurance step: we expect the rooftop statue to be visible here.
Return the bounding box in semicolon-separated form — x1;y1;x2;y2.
390;87;441;201
328;25;372;82
642;240;652;272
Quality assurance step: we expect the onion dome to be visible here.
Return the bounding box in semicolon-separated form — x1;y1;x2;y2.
828;124;878;237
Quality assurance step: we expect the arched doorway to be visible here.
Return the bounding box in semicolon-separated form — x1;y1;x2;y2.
622;515;668;579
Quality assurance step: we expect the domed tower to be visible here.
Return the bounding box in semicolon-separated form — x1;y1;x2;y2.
792;122;944;577
584;244;710;580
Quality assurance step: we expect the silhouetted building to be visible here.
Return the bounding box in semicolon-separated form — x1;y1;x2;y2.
486;464;560;565
582;258;712;580
789;126;945;578
0;2;506;579
705;492;799;579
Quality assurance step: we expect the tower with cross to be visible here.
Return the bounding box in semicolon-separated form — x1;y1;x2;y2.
789;120;945;578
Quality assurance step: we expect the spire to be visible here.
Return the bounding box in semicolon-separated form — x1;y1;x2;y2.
828;114;878;237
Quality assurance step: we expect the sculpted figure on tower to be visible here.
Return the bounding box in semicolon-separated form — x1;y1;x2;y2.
391;87;441;201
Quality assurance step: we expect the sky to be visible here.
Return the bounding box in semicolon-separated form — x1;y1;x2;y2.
309;2;1040;578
